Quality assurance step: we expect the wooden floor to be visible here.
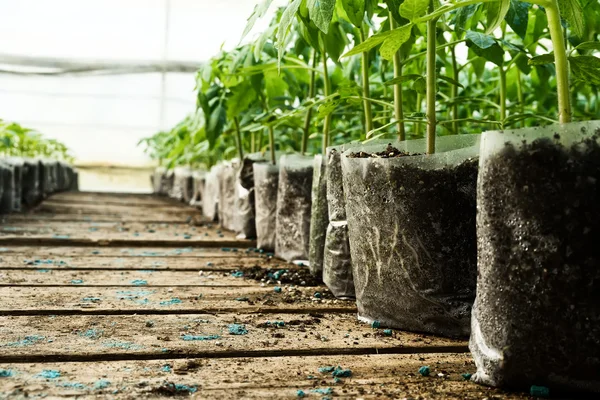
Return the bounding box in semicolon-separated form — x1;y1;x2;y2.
0;192;530;399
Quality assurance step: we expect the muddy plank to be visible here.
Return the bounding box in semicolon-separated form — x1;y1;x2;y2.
4;213;204;223
0;246;267;258
0;313;466;361
0;353;529;399
0;255;273;271
35;202;200;217
0;269;260;287
0;285;354;314
0;236;255;249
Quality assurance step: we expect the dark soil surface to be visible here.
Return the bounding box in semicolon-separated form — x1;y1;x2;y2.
348;143;416;158
241;265;323;287
472;128;600;392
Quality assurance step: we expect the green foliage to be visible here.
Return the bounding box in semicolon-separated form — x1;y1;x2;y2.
140;0;597;168
0;119;73;162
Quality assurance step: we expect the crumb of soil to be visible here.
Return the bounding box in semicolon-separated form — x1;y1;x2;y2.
348;143;418;159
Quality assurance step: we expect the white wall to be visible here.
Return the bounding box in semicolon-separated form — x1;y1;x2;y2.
0;0;282;166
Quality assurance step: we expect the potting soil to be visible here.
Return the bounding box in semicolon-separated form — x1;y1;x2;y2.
253;162;279;250
341;135;479;337
471;121;600;393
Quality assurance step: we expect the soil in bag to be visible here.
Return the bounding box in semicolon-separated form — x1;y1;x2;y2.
0;163;15;214
5;158;24;211
342;136;479;337
308;155;328;277
202;165;221;222
22;159;41;207
275;154;313;262
218;161;238;231
323;145;354;299
191;170;205;207
471;122;600;393
235;156;263;239
253;162;279;251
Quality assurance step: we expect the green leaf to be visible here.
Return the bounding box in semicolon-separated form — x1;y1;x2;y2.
505;1;530;39
207;103;226;148
264;69;289;102
307;0;336;33
242;0;275;40
438;75;464;88
380;24;413;60
341;29;395;57
385;0;409;25
254;26;275;61
485;0;510;35
227;83;257;120
317;99;341;117
399;0;428;22
277;0;303;64
341;0;365;28
569;55;600;85
575;41;600;51
468;42;505;66
384;74;422;85
454;5;477;34
558;0;585;38
413;77;426;94
466;30;496;49
324;22;348;62
528;53;555;65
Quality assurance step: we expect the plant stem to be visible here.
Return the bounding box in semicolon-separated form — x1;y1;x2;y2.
415;92;422;137
251;131;256;153
360;27;374;140
301;51;317;155
268;125;276;165
516;68;524;127
450;44;459;135
426;2;438;155
499;67;507;129
390;11;405;141
234;117;244;160
544;0;572;124
322;35;332;154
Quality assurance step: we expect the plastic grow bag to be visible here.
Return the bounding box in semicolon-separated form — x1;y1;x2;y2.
341;135;480;337
202;164;222;222
218;160;239;231
470;121;600;393
172;167;194;203
308;155;328;276
275;154;313;262
191;170;206;207
253;162;279;250
0;161;15;214
323;144;355;299
22;158;41;207
234;155;265;239
4;158;24;211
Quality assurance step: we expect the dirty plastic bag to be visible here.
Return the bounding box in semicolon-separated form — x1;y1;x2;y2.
0;161;15;214
191;170;206;207
202;164;222;222
4;158;24;211
218;160;239;231
323;144;355;299
341;135;480;337
308;155;328;276
173;167;194;203
275;154;313;262
253;162;279;250
22;159;41;207
470;121;600;393
235;155;264;239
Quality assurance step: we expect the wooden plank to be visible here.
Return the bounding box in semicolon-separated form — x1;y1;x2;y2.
0;269;258;287
0;313;466;361
0;255;272;271
0;286;355;314
35;202;199;216
0;353;528;399
0;246;265;258
4;213;203;223
45;194;178;206
0;237;255;248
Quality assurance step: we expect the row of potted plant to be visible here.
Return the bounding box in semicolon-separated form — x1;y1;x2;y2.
0;120;77;213
143;0;599;394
